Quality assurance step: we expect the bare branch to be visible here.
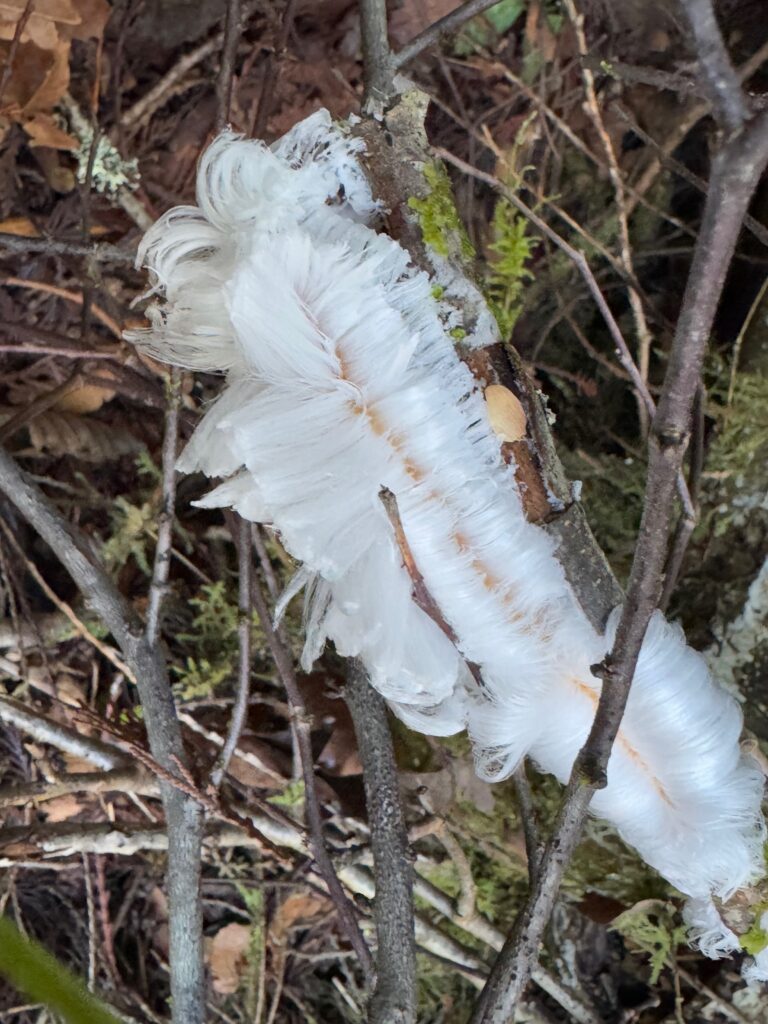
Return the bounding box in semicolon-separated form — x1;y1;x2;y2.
0;767;157;810
360;0;393;111
0;234;133;262
146;369;181;646
468;102;768;1024
679;0;747;134
346;660;416;1024
215;0;242;132
435;147;695;522
393;0;503;71
247;564;375;979
0;447;205;1024
210;516;252;789
0;695;127;772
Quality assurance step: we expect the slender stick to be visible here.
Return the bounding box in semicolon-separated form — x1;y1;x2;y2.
359;0;393;111
346;660;417;1024
146;368;180;647
0;448;206;1024
210;516;252;789
435;147;695;522
393;0;504;70
248;570;375;979
469;99;768;1024
215;0;242;132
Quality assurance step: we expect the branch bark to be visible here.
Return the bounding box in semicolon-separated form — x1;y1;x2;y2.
345;661;416;1024
0;447;205;1024
468;91;768;1024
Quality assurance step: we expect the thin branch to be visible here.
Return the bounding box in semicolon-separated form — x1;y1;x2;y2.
468;103;768;1024
0;518;136;682
0;696;128;772
210;516;252;789
359;0;393;111
563;0;653;435
0;0;34;106
679;0;747;134
0;767;157;810
434;147;695;522
251;0;297;139
145;368;181;647
0;234;133;263
613;104;768;249
0;372;85;445
0;447;205;1024
393;0;503;70
215;0;242;132
346;660;416;1024
247;565;375;979
511;762;541;886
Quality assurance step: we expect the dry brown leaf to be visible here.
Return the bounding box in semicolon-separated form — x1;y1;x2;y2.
0;0;79;26
43;793;83;821
207;923;251;995
28;411;142;461
389;0;462;48
55;371;116;414
65;0;110;40
24;112;78;149
485;384;527;443
0;215;38;236
271;891;328;941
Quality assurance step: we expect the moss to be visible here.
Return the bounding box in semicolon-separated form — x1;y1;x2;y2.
485;198;535;337
408;162;475;261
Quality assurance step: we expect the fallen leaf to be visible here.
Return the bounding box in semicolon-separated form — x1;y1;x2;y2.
271;891;328;941
55;372;116;414
27;411;142;461
42;793;82;821
207;923;251;995
0;0;79;27
24;112;78;150
485;384;527;442
0;215;38;236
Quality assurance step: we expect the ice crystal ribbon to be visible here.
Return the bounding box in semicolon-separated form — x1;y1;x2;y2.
131;110;767;978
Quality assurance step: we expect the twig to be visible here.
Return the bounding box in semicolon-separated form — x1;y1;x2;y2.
0;766;157;810
512;762;541;886
563;0;653;435
210;516;252;789
393;0;504;70
625;36;768;213
728;273;768;404
0;696;127;772
0;519;136;682
2;278;122;338
0;371;85;444
215;0;242;132
251;0;296;139
0;448;206;1024
612;104;768;249
0;234;133;263
145;369;181;647
434;148;695;522
495;64;697;242
359;0;393;111
680;0;747;134
345;660;416;1024
659;385;704;611
247;567;375;979
468;85;768;1024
